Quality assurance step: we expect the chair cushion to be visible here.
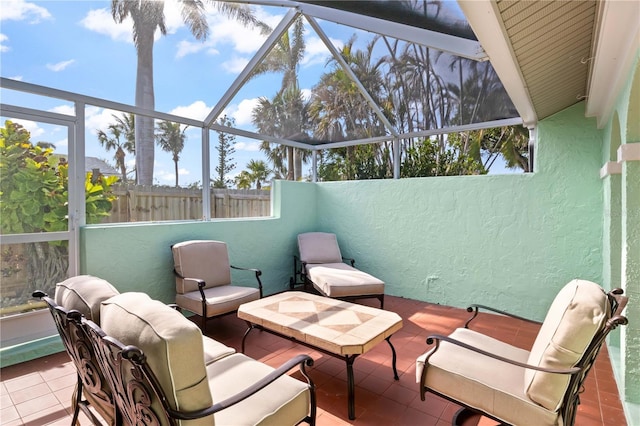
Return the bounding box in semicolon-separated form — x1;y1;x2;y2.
54;275;120;324
306;263;384;297
176;286;260;317
100;292;214;425
172;240;231;293
525;279;609;411
207;353;310;426
416;327;559;425
298;232;343;264
202;335;236;365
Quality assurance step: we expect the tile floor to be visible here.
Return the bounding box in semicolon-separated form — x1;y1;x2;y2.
0;295;628;425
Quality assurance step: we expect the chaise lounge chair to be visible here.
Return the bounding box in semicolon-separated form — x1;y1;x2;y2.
291;232;385;308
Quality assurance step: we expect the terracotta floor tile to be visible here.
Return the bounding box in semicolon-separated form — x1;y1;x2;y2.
3;372;44;393
0;295;629;426
14;393;60;417
0;405;20;423
9;382;52;404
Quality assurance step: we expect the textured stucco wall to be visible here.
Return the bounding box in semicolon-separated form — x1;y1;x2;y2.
314;103;603;320
80;180;318;303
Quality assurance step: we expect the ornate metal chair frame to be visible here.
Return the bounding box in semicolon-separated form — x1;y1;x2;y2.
32;291;116;426
171;241;264;330
83;317;317;425
419;288;628;426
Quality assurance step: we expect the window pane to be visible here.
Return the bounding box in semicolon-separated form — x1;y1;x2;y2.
0;242;68;317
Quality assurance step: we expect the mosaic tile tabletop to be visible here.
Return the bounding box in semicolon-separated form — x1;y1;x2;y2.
238;292;403;355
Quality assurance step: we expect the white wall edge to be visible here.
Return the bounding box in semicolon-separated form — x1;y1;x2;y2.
600;161;623;178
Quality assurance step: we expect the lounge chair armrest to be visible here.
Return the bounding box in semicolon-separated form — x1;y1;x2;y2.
231;265;263;297
342;256;355;267
463;304;541;328
163;354;315;420
424;334;580;375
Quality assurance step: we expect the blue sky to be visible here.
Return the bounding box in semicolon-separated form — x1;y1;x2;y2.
1;0;362;186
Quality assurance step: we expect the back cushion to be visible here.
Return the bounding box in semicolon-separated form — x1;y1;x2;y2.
298;232;342;264
525;279;609;411
54;275;120;325
100;292;213;425
172;240;231;294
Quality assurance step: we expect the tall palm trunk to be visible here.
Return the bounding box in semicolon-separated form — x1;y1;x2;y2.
135;24;155;185
287;146;295;180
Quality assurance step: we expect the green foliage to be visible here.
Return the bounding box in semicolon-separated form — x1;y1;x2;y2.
213;115;237;188
0;120;118;236
1;120;118;313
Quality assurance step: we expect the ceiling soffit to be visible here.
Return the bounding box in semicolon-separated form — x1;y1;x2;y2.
496;0;597;121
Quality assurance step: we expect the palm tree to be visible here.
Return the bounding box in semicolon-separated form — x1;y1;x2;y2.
250;17;310;180
111;0;269;185
253;85;309;181
246;159;271;190
155;121;187;187
234;170;252;189
97;113;135;182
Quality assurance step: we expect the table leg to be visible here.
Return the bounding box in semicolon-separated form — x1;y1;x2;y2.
241;322;256;353
386;336;399;380
345;355;357;420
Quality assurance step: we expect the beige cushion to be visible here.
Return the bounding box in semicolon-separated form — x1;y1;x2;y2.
306;263;384;297
100;292;213;426
173;240;231;294
176;285;260;317
202;336;236;365
525;279;609;411
298;232;343;264
416;328;559;426
207;353;310;426
54;275;120;324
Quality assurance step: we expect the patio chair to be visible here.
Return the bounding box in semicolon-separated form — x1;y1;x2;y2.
85;292;316;425
171;240;263;331
416;279;629;426
32;275;120;426
291;232;385;307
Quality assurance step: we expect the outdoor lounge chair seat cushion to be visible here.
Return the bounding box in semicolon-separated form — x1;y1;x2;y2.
206;353;311;426
175;285;260;317
306;263;385;298
416;327;560;426
525;279;609;411
298;232;343;264
416;279;612;425
100;292;215;425
55;275;120;324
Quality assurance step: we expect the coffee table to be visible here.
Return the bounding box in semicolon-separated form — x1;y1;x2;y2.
237;291;403;420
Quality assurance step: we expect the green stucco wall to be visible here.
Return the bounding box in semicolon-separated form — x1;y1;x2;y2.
79;103;603;323
313;103;603;320
80;180;318;302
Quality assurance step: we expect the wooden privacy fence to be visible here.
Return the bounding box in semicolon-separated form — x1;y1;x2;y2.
105;185;271;222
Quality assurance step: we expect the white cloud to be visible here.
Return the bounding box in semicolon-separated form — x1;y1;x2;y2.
84;107;123;137
301;88;312;102
234;141;261;152
230;98;259;126
46;59;75;72
8;75;23;81
0;0;51;23
0;33;10;52
80;8;133;43
168;101;211;121
178;168;190;176
174;5;283;60
49;105;74;116
221;56;249;74
301;36;343;67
